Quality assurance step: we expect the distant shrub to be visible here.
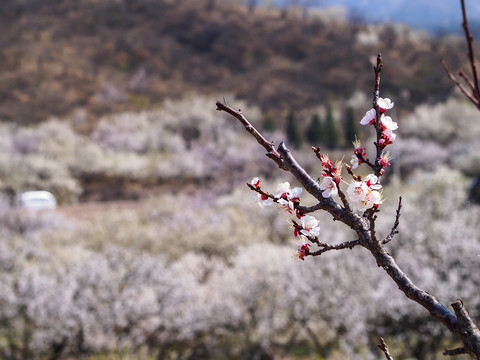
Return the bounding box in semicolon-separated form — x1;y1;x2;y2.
285;110;302;149
262;115;276;132
400;98;480;144
305;113;323;146
324;103;341;149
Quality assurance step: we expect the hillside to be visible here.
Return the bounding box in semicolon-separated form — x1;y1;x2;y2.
0;0;473;126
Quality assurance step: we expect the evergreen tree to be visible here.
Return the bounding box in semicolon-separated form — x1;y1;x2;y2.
305;113;323;146
262;116;276;132
286;110;302;149
344;106;358;146
324;103;340;149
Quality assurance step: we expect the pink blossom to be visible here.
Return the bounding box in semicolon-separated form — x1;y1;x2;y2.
331;161;343;184
378;151;392;169
353;145;367;156
295;209;304;219
320;154;333;169
380;129;396;147
293;243;310;261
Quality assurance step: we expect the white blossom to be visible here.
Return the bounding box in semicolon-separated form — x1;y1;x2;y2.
319;176;338;198
254;193;273;208
275;182;302;200
347;177;382;212
300;215;320;237
277;198;294;212
360;108;376;125
377;97;394;111
380;114;398;130
290;186;302;199
364;174;382;190
350;155;359;169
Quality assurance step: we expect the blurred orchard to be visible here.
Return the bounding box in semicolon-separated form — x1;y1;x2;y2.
0;90;480;359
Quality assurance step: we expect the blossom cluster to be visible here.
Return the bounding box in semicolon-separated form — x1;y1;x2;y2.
356;97;397;174
359;97;396;139
250;177;320;260
318;153;342;198
249;96;398;260
251;177;302;213
346;174;383;212
315;146;383;212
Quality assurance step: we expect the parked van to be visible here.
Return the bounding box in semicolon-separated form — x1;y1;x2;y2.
17;191;57;210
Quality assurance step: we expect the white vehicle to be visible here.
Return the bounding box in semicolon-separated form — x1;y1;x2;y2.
17;191;57;210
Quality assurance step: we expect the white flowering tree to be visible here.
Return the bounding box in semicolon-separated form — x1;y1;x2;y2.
216;52;480;358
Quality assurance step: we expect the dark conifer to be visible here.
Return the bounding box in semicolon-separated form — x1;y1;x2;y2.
305;113;324;146
286;110;302;149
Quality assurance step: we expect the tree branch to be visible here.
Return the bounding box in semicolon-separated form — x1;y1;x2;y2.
307;238;362;256
377;337;394;360
217;43;480;357
217;98;460;337
296;203;324;214
276;142;348;222
451;300;480;357
216;101;285;167
367;207;379;242
367;243;459;333
441;0;480;110
382;197;402;245
443;347;470;356
372;53;384;175
459;69;477;94
441;60;480;108
460;0;480;100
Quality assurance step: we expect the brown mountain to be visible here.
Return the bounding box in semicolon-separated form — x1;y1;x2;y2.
0;0;470;125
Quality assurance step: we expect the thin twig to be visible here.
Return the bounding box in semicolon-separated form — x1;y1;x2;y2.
461;0;480;100
459;69;477;94
440;0;480;110
443;347;470;356
355;152;376;171
216;101;285;167
291;220;362;253
367;207;380;242
373;54;384;175
247;183;276;200
382;196;402;245
345;164;362;182
377;337;394;360
441;60;480;107
307;238;362;256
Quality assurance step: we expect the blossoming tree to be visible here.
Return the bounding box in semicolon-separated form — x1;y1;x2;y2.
216;52;480;359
